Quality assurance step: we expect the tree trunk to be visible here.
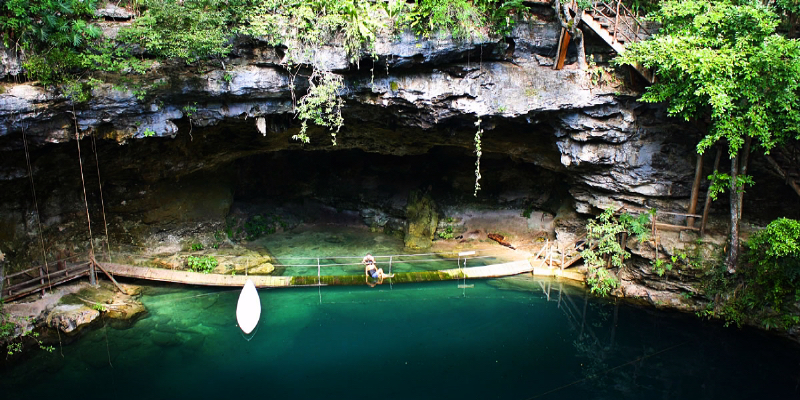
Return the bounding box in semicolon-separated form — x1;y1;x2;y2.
701;148;723;236
687;153;704;228
737;136;752;220
574;29;587;70
553;0;586;69
726;153;741;273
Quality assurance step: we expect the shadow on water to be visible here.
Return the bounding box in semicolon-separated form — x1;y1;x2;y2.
3;274;800;400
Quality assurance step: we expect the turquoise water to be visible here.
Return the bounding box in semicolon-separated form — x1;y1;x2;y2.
3;277;800;399
255;225;513;276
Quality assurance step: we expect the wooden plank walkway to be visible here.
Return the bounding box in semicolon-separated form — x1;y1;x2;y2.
100;263;292;288
102;260;551;288
442;260;533;279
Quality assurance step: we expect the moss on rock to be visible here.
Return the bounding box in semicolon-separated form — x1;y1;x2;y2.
404;190;438;250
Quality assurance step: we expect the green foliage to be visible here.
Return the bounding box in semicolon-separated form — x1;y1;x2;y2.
522;205;534;218
404;0;485;40
618;210;652;242
708;171;755;201
401;0;528;40
473;116;483;197
190;242;204;251
438;225;454;240
582;209;652;296
616;0;800;157
242;214;285;240
0;0;111;84
701;218;800;330
650;258;672;277
91;303;106;312
652;251;696;277
118;0;249;61
244;0;387;62
1;305;54;356
182;103;198;117
142;128;156;138
745;218;800;312
293;69;344;145
187;255;218;273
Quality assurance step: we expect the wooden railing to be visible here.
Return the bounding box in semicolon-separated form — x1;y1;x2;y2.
584;0;651;46
1;255;91;302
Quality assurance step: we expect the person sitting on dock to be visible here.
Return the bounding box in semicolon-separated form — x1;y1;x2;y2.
363;253;393;285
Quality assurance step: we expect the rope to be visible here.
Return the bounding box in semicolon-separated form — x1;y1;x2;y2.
91;133;112;262
273;249;496;260
271;256;493;268
102;314;113;368
22;127;52;292
73;105;96;283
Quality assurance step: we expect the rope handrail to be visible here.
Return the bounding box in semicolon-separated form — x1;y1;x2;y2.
271;255;495;268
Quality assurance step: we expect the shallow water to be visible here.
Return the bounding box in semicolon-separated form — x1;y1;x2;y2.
3;277;800;400
256;224;515;276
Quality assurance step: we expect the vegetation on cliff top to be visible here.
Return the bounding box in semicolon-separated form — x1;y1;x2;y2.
1;0;529;84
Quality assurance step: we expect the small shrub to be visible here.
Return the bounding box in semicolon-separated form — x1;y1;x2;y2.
190;242;204;251
187;255;218;273
438;225;454;240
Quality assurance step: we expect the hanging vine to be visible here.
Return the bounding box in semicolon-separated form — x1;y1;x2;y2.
292;69;345;145
473;116;483;197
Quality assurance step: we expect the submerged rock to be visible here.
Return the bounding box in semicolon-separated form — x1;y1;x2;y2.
46;305;100;334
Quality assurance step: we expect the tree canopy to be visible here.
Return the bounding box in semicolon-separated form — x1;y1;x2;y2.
617;0;800;157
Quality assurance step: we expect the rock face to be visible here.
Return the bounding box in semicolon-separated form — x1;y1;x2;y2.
405;191;439;250
0;16;727;312
46;305;100;334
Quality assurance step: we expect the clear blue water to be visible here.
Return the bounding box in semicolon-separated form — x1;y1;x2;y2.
3;277;800;400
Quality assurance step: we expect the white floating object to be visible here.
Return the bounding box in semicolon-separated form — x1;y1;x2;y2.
256;117;267;136
236;279;261;335
458;251;476;257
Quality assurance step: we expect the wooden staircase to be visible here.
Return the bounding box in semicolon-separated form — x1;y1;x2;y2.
557;0;655;83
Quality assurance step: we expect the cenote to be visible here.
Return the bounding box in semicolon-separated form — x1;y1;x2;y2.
3;277;800;399
4;2;800;399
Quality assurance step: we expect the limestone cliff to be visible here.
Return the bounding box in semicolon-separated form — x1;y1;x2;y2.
0;15;720;310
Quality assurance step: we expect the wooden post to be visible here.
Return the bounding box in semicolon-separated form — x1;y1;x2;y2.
737;136;752;220
88;250;97;286
39;267;45;297
94;262;126;293
613;0;620;43
554;28;571;70
687;153;704;228
701;149;723;236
